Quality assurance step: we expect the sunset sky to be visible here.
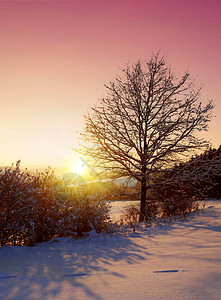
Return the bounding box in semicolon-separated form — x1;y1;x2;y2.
0;0;221;173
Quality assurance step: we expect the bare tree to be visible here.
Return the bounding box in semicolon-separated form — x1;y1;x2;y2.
80;54;214;221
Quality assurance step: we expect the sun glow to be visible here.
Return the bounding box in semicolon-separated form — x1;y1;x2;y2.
71;159;85;175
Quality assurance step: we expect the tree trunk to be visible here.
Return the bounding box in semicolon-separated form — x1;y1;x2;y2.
139;176;147;222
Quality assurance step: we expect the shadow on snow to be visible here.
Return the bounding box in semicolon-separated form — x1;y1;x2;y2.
0;235;150;300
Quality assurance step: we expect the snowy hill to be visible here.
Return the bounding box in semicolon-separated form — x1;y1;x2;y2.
0;200;221;300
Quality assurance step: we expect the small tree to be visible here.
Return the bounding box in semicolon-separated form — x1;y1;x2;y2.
80;54;214;221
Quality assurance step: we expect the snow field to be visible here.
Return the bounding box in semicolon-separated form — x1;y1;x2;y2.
0;200;221;300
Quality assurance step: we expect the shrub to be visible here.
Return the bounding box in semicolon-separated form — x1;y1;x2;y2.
0;161;35;246
143;199;159;223
160;194;199;218
153;181;201;218
118;204;140;227
0;161;110;246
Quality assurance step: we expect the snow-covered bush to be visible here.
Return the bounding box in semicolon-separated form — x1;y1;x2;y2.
118;204;140;227
0;162;110;246
73;192;110;235
28;167;63;244
0;161;35;246
119;200;159;225
159;190;199;218
152;175;202;218
53;190;110;238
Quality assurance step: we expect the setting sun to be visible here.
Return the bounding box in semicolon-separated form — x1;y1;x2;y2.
71;159;85;175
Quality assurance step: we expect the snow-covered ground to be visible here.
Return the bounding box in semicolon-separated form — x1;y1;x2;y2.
0;200;221;300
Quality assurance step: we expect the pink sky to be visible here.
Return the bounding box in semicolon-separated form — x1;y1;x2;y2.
0;0;220;171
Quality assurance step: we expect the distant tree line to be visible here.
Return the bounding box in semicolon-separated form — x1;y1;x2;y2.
149;145;221;218
194;145;221;199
